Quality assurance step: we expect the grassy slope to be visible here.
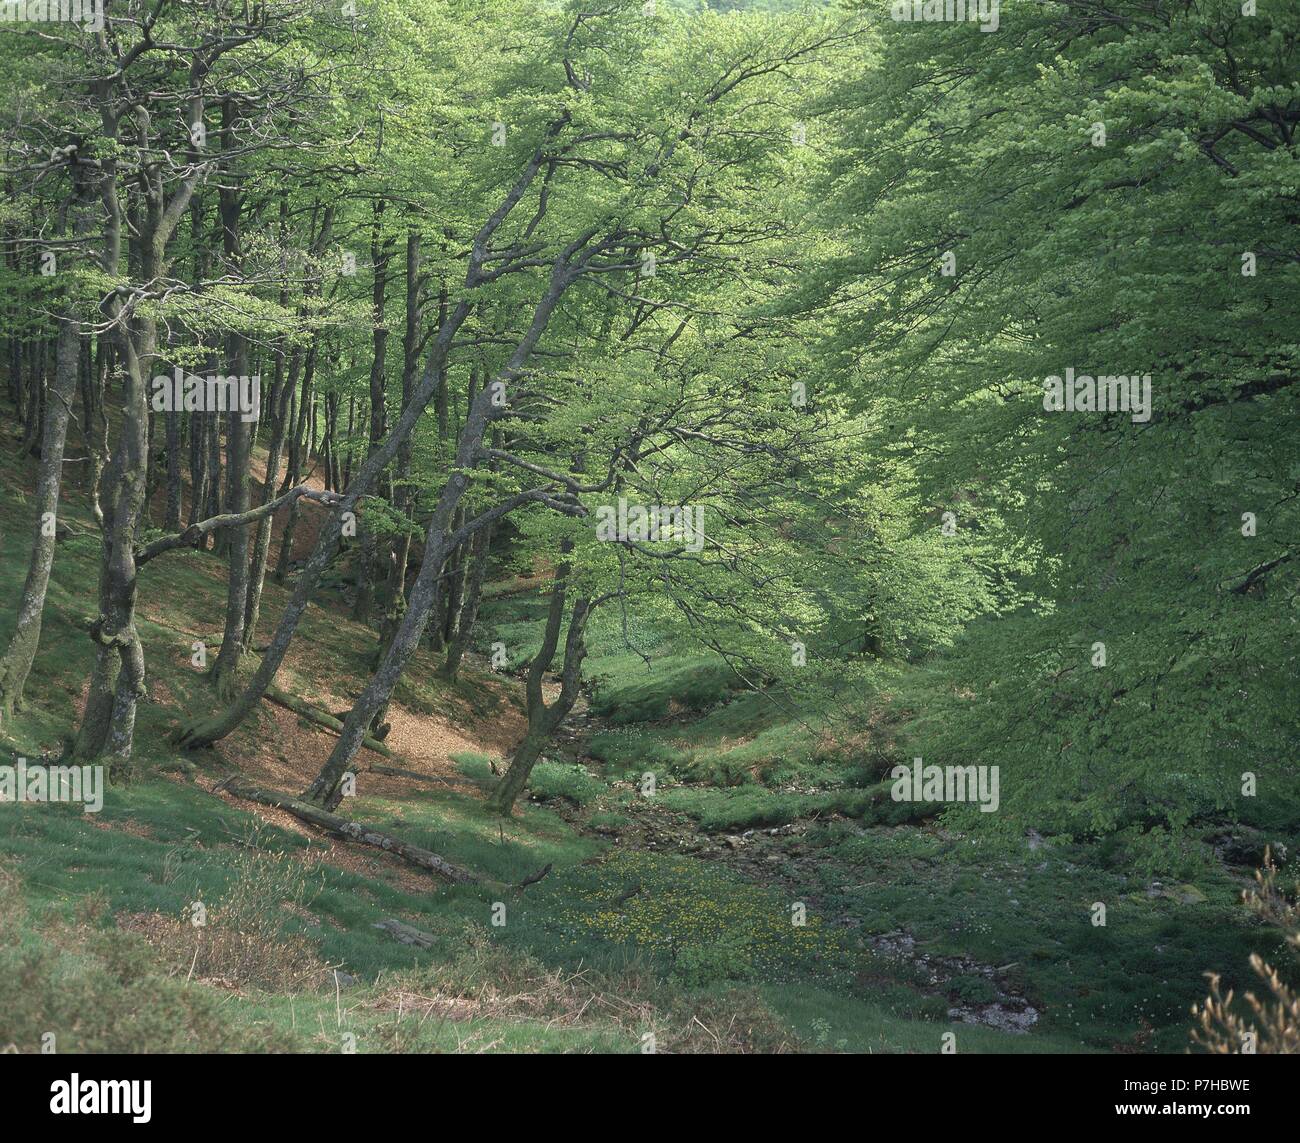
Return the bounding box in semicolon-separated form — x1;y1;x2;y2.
0;437;1282;1054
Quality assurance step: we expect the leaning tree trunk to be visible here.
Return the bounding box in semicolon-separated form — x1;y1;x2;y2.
488;731;550;817
186;196;210;533
441;518;469;646
0;313;80;716
486;608;591;816
300;273;576;808
243;345;296;649
307;271;580;813
251;204;333;632
427;513;462;655
301;478;464;808
210;379;252;700
488;616;590;811
301;387;513;808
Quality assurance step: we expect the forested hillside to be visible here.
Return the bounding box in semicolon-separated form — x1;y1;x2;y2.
0;0;1295;1066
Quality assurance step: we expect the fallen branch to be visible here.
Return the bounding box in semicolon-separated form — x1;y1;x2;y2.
218;780;479;885
518;862;553;891
265;686;397;758
1227;551;1294;595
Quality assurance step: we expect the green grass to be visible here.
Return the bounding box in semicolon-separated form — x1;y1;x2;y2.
525;761;606;806
527;848;855;983
450;751;496;784
587;727;693;778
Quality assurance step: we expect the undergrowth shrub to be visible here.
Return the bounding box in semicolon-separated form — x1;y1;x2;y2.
361;925;793;1053
671;932;756;988
123;845;328;991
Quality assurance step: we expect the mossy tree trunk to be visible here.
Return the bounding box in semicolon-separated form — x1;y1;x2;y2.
441;521;493;682
353;199;393;627
273;341;317;584
0;158;96;718
74;92;207;778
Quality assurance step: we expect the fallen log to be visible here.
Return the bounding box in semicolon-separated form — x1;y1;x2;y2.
264;686;397;759
219;780;479;885
369;763;454;786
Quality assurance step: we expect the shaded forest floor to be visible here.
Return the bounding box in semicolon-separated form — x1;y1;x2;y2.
0;433;1288;1054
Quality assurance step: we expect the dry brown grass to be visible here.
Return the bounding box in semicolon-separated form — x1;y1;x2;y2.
1192;849;1300;1054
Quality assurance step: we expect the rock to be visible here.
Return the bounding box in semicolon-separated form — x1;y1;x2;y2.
1148;881;1207;904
